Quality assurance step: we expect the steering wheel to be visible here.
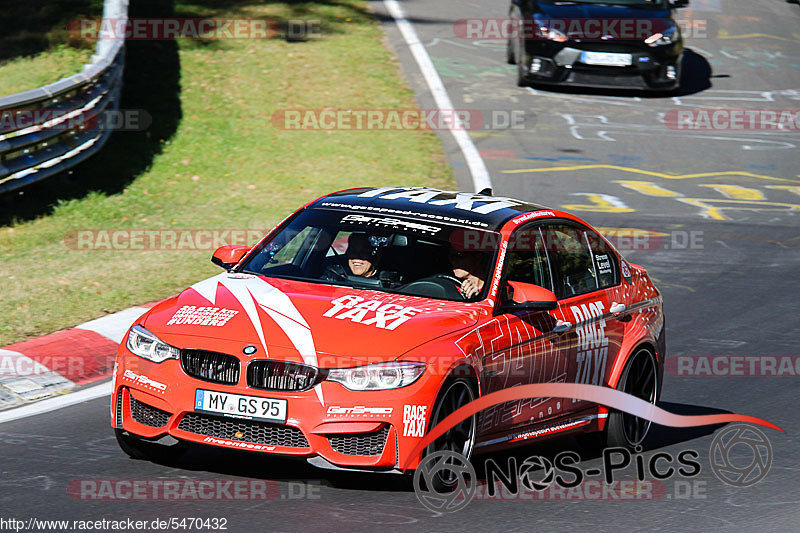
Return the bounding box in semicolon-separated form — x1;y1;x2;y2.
398;275;465;300
434;274;467;299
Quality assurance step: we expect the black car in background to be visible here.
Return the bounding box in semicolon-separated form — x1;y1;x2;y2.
507;0;685;91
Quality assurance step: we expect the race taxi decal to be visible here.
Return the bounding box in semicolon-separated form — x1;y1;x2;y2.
326;406;394;417
357;187;524;214
403;404;428;437
323;295;423;330
122;369;167;393
166;305;239;326
571;302;609;392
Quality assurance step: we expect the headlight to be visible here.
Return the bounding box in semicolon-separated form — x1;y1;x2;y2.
126;325;180;363
537;25;568;42
326;362;426;391
645;25;679;46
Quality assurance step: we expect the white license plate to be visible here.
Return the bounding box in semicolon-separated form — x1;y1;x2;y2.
195;389;287;423
580;51;632;66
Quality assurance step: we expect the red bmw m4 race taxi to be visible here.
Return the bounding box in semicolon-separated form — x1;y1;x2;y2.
112;187;665;476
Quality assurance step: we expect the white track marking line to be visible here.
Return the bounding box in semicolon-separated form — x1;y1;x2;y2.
383;0;492;192
74;306;149;343
0;381;111;424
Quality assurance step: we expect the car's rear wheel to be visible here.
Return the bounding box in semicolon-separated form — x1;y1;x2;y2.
606;348;659;450
115;429;189;463
423;378;477;492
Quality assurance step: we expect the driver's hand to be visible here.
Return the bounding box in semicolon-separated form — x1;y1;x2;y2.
461;278;480;299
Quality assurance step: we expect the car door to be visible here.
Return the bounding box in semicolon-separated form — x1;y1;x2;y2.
477;224;571;436
542;222;626;416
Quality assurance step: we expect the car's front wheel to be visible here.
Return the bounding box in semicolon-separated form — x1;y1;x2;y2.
115;429;189;463
422;377;477;492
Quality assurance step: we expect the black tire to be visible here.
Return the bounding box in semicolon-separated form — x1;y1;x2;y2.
422;378;477;492
115;429;189;463
515;35;529;87
606;348;659;450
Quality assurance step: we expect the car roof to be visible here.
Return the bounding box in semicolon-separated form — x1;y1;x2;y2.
309;186;554;230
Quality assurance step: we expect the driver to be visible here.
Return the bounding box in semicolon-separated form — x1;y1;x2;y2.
322;232;381;281
449;249;486;299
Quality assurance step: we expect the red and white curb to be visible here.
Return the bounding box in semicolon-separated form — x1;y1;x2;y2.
0;305;153;415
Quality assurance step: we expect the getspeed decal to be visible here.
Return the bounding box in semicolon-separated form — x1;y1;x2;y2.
122;369;167;393
323;295;423;330
326;406;394;417
340;214;441;235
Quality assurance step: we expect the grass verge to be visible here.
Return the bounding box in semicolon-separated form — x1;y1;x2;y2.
0;0;454;345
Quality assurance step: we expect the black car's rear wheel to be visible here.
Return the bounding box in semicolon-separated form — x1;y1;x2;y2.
115;429;189;463
515;36;529;86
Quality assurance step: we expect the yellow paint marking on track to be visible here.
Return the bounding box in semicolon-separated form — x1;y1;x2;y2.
698;184;765;201
717;30;800;43
767;185;800;198
615;180;682;197
502;165;797;183
561;193;635;213
678;198;800;221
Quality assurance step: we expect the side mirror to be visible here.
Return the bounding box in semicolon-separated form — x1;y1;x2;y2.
503;281;558;311
211;245;251;270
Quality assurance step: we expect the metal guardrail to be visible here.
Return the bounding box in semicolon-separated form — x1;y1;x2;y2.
0;0;129;195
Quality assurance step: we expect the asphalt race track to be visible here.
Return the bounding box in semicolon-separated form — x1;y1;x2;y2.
1;0;798;531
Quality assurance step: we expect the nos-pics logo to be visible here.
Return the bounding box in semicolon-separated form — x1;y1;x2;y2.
413;424;773;513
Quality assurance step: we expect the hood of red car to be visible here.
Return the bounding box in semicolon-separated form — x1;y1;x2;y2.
143;273;485;366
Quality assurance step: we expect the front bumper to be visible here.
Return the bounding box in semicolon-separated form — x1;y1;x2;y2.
111;345;440;471
521;42;682;90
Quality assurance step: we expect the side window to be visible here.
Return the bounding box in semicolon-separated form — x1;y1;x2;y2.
503;226;552;293
585;229;619;289
270;226;314;265
543;223;597;299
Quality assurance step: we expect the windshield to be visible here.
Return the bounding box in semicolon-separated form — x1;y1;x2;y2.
538;0;668;8
240;209;499;301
